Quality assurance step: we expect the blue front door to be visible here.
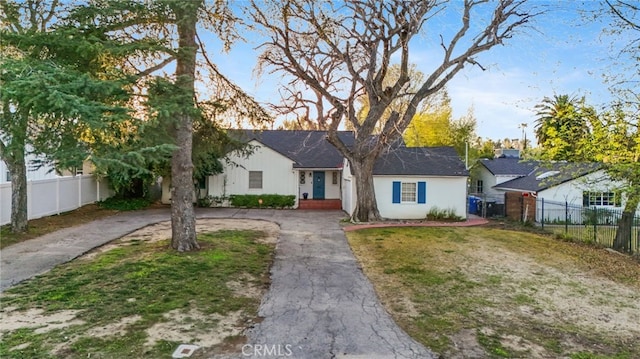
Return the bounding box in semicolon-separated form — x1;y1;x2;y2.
313;171;325;199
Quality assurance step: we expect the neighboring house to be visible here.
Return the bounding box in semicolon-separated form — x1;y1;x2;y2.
1;155;59;184
492;162;635;222
471;157;538;201
167;130;469;220
493;162;606;206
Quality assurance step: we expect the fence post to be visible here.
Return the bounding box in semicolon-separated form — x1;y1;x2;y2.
56;177;60;215
565;201;569;234
541;198;544;230
593;207;598;244
78;175;82;207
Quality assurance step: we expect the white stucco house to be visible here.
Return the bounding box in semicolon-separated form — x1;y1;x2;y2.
342;146;469;219
492;162;638;222
163;130;470;220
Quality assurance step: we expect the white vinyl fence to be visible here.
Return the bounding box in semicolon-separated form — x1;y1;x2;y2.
0;175;113;226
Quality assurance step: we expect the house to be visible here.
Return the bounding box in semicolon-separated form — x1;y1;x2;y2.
167;130;469;220
342;146;469;219
0;154;59;184
471;156;538;202
492;162;633;222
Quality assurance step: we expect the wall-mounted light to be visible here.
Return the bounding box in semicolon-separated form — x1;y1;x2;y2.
308;172;312;177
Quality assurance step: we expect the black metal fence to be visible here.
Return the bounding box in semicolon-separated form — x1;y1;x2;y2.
536;198;640;254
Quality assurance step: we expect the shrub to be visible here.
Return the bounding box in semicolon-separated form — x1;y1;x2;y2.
229;194;296;208
98;197;151;211
426;207;464;222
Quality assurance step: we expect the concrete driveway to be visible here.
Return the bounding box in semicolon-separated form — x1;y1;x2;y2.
0;208;436;359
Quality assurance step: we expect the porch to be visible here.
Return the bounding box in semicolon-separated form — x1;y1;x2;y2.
298;198;342;210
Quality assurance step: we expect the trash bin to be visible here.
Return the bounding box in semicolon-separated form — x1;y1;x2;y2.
468;196;480;215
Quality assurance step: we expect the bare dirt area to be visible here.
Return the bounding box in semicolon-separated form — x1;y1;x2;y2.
347;227;640;359
0;218;279;358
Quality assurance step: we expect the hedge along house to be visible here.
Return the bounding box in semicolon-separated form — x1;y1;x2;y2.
201;130;353;209
342;145;469;219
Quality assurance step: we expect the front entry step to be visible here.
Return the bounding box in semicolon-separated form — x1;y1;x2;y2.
298;199;342;210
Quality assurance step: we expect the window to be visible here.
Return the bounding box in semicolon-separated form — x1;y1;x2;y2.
332;171;338;185
249;171;263;189
75;167;83;176
401;182;417;202
392;181;426;204
476;180;484;193
6;170;10;182
299;171;305;185
583;191;621;207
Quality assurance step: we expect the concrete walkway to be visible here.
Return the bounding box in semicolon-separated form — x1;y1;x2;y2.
1;208;437;358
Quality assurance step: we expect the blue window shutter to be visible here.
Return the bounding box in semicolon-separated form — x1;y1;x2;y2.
417;181;426;204
392;181;401;203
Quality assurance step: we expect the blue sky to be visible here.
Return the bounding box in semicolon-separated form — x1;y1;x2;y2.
204;1;631;145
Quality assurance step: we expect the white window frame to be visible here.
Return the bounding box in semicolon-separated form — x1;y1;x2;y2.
248;171;263;189
584;191;621;207
401;182;417;203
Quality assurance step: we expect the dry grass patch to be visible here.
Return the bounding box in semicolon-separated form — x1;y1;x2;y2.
0;219;278;359
347;227;640;359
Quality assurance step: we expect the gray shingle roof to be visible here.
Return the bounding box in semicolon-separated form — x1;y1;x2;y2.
479;157;538;176
493;162;602;192
231;130;468;176
373;146;469;176
234;130;353;169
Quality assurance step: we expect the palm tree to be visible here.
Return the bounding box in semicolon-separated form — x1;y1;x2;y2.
534;94;591;161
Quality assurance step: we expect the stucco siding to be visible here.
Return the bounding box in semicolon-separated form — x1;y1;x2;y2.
374;176;467;219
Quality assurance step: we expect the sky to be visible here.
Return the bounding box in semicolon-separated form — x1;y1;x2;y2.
204;1;633;145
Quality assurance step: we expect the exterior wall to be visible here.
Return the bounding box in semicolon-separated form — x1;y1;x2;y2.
208;140;297;199
1;175;112;225
0;156;60;184
537;170;616;207
535;170;635;222
374;175;468;219
472;166;520;202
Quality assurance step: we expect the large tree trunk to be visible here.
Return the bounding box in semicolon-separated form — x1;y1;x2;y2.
8;155;28;233
2;114;29;233
169;1;200;252
349;156;381;222
613;192;639;253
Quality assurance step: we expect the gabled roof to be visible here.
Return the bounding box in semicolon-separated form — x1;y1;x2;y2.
231;130;467;176
493;162;602;192
373;146;469;177
233;130;353;169
478;157;538;176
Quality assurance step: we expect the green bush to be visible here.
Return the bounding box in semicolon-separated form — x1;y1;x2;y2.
426;207;464;222
98;197;151;211
229;194;296;208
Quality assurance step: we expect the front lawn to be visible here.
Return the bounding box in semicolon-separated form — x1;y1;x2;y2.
347;227;640;359
0;220;277;358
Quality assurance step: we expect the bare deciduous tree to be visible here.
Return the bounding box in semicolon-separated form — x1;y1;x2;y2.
250;0;539;221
